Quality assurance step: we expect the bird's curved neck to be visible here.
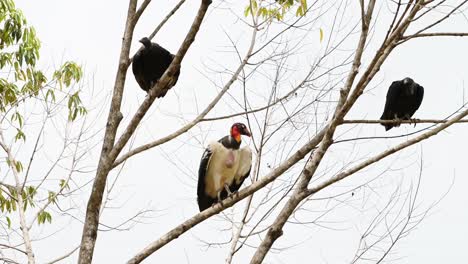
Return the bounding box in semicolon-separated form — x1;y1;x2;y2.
219;135;241;150
229;136;241;149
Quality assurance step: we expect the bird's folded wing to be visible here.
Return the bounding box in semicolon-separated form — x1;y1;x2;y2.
234;146;252;186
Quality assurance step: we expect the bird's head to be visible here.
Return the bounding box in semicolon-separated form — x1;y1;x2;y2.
403;77;418;95
139;37;152;48
230;123;251;142
403;77;414;85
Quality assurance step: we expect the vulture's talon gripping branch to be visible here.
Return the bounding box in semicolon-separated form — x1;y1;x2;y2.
410;118;420;127
224;184;233;197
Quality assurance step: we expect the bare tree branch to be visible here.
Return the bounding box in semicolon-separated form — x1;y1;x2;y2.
402;32;468;40
404;1;468;39
0;243;27;255
134;0;152;24
77;0;146;262
341;118;468;124
44;246;79;264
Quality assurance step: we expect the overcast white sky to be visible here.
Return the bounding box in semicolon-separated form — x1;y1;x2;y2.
11;0;468;263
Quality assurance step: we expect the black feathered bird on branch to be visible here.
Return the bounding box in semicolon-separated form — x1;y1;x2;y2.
197;123;252;212
380;77;424;131
132;37;180;97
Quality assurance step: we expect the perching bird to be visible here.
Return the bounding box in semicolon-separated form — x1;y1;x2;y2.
197;123;252;212
132;37;180;97
380;77;424;131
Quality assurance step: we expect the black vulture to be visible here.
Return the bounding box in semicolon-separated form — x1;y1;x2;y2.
132;37;180;97
380;77;424;131
197;123;252;212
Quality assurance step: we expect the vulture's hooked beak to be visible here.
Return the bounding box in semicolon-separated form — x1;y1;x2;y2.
242;128;252;137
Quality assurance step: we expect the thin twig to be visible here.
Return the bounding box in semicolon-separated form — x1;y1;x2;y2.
134;0;152;24
400;0;468;44
45;246;80;264
0;243;27;254
341;118;468;124
149;0;186;40
401;32;468;41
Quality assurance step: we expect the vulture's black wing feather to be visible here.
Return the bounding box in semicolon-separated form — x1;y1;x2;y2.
228;167;251;194
132;49;151;91
197;147;217;211
218;168;251;201
407;84;424;117
380;81;402;130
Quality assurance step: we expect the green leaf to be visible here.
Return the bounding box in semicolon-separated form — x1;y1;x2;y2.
252;0;257;11
37;211;52;225
6;216;11;228
15;112;22;127
23;196;28;210
54;61;82;88
46;212;52;223
67;92;86;121
296;6;303;16
14;160;23;172
45;89;55;102
5;200;11;212
59;179;70;190
38;211;43;224
244;6;251;17
48;191;57;205
301;0;307;12
27;186;36;196
15;128;26;142
11;199;16;211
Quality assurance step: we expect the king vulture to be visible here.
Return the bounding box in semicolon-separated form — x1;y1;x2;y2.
197;123;252;212
380;77;424;131
132;37;180;97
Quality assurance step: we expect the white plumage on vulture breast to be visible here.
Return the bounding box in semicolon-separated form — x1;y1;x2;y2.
132;37;180;97
197;123;252;212
380;77;424;131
